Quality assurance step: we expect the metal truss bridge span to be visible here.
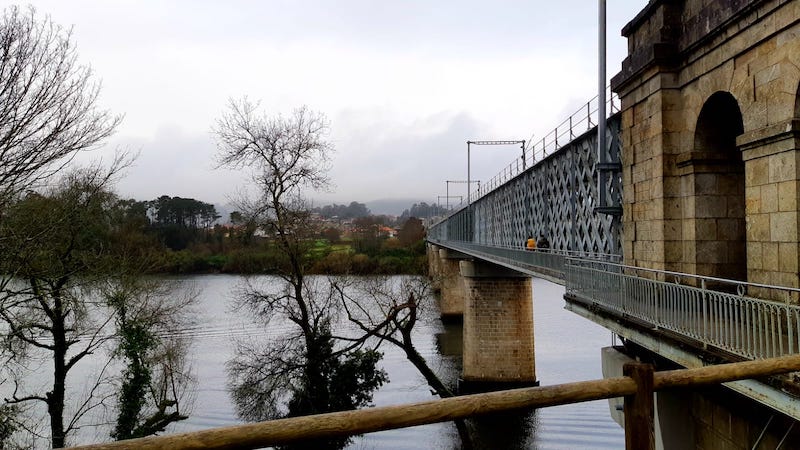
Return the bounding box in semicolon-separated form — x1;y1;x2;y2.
429;113;623;257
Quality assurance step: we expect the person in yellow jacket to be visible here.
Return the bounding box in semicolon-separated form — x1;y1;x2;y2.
526;236;536;251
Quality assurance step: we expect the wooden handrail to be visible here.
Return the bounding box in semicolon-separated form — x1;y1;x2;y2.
65;354;800;450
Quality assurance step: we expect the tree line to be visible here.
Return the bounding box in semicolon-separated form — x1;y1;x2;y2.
118;195;220;251
312;201;370;219
5;189;430;276
400;202;449;221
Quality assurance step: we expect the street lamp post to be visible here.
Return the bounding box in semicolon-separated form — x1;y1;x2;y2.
467;141;471;205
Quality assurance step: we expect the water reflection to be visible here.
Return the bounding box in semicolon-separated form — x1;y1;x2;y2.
436;322;463;357
467;409;537;449
434;320;537;449
171;275;624;449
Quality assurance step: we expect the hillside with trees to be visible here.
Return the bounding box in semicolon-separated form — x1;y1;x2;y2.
115;195;431;275
22;191;430;275
400;202;449;221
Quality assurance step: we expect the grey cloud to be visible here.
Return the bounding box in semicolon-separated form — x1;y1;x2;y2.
105;127;243;204
17;0;649;207
28;0;646;59
319;110;492;204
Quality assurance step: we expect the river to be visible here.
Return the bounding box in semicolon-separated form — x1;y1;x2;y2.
163;274;624;449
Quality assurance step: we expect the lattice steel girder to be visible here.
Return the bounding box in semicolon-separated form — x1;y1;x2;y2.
431;115;623;257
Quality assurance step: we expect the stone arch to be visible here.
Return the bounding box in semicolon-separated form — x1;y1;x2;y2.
694;91;744;154
689;91;746;281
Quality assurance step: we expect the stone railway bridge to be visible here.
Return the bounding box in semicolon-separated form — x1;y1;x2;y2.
428;1;800;448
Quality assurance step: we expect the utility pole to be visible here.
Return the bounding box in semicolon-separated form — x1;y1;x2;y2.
598;0;608;210
446;180;479;210
465;140;526;206
438;196;462;210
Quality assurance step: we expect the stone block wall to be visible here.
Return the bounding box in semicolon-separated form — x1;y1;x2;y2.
613;0;800;294
427;244;441;289
437;249;467;319
460;261;535;384
689;386;800;449
740;122;800;293
439;258;466;318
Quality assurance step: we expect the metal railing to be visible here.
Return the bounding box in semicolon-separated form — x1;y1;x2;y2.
429;239;620;280
566;259;800;360
461;87;620;209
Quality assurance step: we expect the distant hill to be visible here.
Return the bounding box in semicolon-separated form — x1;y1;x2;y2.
365;198;427;216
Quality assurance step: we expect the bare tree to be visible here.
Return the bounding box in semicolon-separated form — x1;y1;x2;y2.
0;164;119;447
214;100;335;369
214;100;386;449
0;7;196;446
0;162;194;447
333;276;473;448
333;276;453;395
0;5;121;205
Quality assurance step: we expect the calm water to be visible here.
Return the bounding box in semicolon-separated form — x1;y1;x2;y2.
164;274;624;449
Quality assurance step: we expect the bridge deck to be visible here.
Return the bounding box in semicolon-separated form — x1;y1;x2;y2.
430;239;570;285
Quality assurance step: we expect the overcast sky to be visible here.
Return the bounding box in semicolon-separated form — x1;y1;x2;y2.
19;0;648;209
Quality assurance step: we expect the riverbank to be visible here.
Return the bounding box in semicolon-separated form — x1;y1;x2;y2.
152;239;428;275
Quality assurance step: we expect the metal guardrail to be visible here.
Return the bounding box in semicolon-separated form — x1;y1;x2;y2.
428;240;800;365
428;239;620;282
435;240;566;275
566;259;800;360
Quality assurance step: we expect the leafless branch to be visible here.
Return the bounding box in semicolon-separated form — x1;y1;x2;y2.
0;5;121;205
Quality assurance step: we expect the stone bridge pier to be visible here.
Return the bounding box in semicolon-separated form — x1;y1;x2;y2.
427;244;441;285
434;248;470;322
429;247;537;392
458;260;537;392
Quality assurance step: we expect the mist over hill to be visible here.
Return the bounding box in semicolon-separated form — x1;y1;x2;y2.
365;198;429;216
215;198;437;220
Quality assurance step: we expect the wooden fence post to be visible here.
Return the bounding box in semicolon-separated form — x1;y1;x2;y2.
624;362;654;450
